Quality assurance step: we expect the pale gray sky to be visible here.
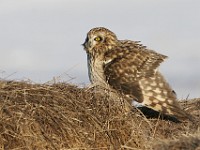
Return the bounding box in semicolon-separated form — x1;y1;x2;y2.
0;0;199;98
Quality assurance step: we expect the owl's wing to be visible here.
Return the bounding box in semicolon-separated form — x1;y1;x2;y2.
103;41;167;102
103;41;193;121
139;71;193;121
104;40;167;78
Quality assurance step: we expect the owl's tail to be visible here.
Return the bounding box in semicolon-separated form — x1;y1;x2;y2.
138;71;195;122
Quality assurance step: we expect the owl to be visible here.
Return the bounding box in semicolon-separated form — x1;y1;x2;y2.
82;27;193;121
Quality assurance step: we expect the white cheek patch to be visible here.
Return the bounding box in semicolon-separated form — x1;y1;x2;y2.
90;40;96;48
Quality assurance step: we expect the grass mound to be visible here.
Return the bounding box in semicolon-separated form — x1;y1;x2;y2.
0;80;199;149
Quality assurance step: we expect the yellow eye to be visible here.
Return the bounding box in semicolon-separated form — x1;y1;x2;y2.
94;36;102;42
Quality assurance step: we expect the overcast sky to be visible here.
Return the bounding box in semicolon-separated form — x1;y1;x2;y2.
0;0;199;99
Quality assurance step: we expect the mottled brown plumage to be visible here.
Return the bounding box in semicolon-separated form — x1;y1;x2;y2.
82;27;193;121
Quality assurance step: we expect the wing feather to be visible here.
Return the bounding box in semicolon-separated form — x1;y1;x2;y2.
104;40;167;79
104;40;167;103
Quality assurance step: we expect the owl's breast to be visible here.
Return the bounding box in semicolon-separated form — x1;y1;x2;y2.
87;54;107;86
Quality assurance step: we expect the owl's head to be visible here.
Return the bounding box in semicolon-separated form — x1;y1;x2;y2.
83;27;118;54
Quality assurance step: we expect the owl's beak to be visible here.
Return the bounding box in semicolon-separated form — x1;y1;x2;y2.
82;42;88;51
82;41;91;51
82;36;89;49
82;42;86;48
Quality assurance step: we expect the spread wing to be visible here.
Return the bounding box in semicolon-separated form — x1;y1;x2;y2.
103;40;193;121
104;40;167;102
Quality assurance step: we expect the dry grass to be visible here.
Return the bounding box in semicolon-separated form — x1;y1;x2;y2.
0;80;199;150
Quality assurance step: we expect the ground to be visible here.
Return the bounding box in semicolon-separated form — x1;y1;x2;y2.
0;80;199;149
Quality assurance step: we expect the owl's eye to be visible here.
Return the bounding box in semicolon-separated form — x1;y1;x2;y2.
94;36;102;42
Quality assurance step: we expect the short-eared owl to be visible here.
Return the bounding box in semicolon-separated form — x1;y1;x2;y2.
82;27;192;121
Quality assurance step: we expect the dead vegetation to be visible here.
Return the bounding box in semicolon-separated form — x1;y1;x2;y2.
0;80;199;149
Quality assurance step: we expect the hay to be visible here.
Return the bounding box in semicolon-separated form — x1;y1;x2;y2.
0;80;199;149
153;134;200;150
